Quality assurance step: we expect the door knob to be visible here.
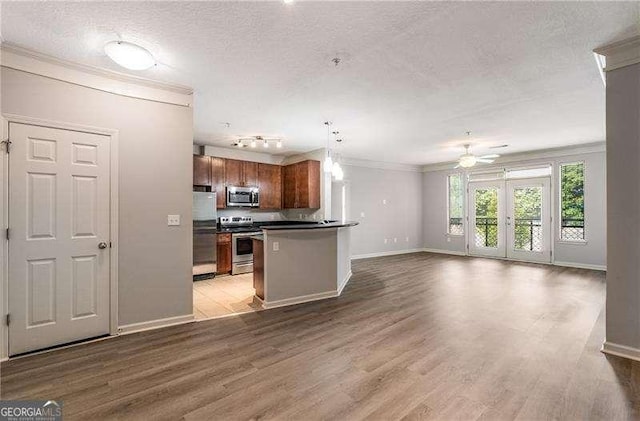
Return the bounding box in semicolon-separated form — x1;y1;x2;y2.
98;242;108;249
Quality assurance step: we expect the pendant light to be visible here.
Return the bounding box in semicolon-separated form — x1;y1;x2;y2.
323;121;333;172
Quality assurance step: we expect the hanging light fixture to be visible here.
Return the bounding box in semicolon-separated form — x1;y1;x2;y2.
323;121;333;172
332;137;344;180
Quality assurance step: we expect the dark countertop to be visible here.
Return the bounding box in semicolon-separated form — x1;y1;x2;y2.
259;221;359;230
195;220;358;234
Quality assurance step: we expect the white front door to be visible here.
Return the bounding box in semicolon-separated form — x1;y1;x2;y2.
506;177;551;263
468;180;505;258
9;123;111;355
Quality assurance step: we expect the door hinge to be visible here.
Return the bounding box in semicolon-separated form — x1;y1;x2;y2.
1;139;11;154
5;314;10;326
5;228;9;240
109;241;113;248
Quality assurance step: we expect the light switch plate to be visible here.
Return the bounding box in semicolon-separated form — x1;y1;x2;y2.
167;215;181;226
273;242;280;251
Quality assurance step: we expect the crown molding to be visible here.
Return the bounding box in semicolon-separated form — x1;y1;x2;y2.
341;157;422;172
1;42;193;107
421;142;606;173
594;35;640;72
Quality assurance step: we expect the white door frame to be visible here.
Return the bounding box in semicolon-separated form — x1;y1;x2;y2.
0;114;119;360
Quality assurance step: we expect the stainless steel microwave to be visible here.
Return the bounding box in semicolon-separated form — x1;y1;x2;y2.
226;186;259;207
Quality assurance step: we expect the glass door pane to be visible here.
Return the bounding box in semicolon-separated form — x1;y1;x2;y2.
468;181;505;258
506;178;551;263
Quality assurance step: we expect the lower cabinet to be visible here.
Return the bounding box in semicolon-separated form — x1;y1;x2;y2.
253;238;264;299
217;233;232;274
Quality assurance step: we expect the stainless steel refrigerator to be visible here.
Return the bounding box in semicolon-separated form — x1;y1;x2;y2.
193;192;217;277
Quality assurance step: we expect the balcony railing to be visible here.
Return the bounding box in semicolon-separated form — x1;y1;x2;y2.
449;217;585;246
561;218;585;241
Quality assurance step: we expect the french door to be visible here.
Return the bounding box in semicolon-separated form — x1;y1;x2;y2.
8;123;111;355
469;177;551;263
469;181;505;258
505;177;551;263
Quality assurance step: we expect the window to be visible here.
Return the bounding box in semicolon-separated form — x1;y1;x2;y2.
448;174;464;235
560;162;585;241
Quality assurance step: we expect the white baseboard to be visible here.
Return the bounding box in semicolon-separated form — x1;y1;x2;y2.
553;261;606;271
601;341;640;362
351;248;425;260
261;290;339;310
423;248;467;256
118;314;195;335
337;271;352;295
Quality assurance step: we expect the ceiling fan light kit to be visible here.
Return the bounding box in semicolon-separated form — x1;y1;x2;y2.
455;134;500;169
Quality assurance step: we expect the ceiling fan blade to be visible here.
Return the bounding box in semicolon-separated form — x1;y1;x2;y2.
480;154;500;159
476;158;495;163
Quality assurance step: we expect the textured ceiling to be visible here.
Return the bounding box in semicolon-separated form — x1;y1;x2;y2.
1;1;638;164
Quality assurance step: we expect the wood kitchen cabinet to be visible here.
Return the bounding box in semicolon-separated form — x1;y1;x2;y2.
211;157;226;208
258;163;282;209
283;160;320;209
224;159;258;187
193;155;211;187
216;233;232;274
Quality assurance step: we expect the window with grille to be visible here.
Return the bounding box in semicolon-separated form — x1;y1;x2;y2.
560;162;585;241
448;174;464;235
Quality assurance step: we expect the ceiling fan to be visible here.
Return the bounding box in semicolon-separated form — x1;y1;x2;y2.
454;144;500;168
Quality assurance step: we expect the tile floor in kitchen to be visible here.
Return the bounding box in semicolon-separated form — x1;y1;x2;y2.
193;273;261;319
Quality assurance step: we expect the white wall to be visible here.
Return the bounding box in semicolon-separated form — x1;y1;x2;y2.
605;62;640;352
422;150;607;268
2;67;194;327
344;164;424;257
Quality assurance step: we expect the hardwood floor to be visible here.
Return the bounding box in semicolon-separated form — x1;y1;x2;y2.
2;252;639;420
193;274;259;319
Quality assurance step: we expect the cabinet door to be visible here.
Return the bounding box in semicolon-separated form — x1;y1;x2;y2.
243;161;258;187
282;163;298;208
211;157;226;208
216;234;232;274
258;163;282;209
193;155;211;186
225;159;243;187
295;160;321;209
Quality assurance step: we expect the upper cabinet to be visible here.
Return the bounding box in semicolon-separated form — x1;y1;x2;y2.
258;163;282;209
211;157;226;209
193;155;211;186
283;160;321;209
193;155;318;210
225;159;258;187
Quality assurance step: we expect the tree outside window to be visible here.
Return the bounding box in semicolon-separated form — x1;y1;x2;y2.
560;162;585;241
448;174;464;235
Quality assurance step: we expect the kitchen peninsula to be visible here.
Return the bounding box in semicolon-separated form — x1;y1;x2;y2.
252;221;358;308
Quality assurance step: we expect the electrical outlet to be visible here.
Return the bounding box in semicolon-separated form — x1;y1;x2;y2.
167;215;180;226
383;199;387;205
394;238;397;243
384;238;388;244
273;242;279;251
270;214;275;220
447;237;451;242
360;212;365;218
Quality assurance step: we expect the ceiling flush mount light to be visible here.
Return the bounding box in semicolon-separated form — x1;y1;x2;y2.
104;40;156;71
276;140;282;149
250;139;257;148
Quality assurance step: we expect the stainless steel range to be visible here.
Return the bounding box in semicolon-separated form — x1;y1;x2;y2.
219;216;262;275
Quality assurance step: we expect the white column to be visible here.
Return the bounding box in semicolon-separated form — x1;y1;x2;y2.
595;37;640;361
